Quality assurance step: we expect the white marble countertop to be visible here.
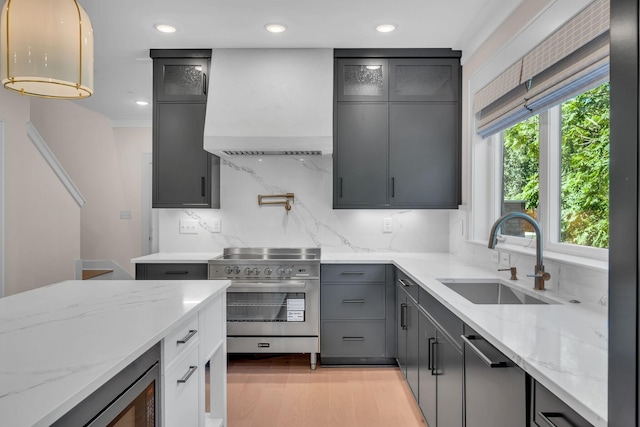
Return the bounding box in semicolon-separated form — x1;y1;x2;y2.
0;279;230;427
130;251;607;426
131;252;222;263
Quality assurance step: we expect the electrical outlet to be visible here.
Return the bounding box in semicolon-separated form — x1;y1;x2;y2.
119;210;132;220
500;252;510;266
179;219;198;234
211;218;221;233
491;251;499;263
382;218;393;233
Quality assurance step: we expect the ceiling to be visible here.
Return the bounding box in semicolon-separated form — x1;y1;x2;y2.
76;0;520;125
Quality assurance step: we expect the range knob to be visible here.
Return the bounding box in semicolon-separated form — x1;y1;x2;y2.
244;267;252;275
224;266;233;275
284;268;293;276
252;268;260;275
276;267;284;276
264;267;272;275
232;266;240;275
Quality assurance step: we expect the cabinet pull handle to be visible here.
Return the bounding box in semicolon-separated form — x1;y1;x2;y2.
428;337;435;372
431;339;439;375
201;177;206;197
177;329;198;344
399;279;411;287
343;337;365;342
538;412;576;427
341;271;365;275
461;335;510;368
391;177;395;198
165;270;189;275
400;303;407;330
177;366;198;384
203;73;207;95
342;299;365;304
339;177;343;198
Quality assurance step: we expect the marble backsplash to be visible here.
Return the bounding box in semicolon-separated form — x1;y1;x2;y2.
159;156;452;253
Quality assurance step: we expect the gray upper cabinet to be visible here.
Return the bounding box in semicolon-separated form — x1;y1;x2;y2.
335;103;389;206
389;102;459;207
333;50;461;209
336;58;389;102
153;56;208;102
389;58;459;102
151;49;220;209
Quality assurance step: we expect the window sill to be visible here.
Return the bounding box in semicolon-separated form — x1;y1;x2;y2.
467;239;608;273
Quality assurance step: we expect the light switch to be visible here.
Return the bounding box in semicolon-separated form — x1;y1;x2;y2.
382;218;393;233
211;218;221;233
491;251;499;263
119;210;132;220
179;220;198;234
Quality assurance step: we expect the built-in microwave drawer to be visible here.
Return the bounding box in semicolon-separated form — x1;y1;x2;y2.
164;314;199;367
321;320;386;357
322;283;385;320
321;264;386;283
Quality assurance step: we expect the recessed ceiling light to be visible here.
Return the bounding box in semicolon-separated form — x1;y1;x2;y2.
376;24;396;33
155;24;176;34
135;100;149;106
265;23;287;33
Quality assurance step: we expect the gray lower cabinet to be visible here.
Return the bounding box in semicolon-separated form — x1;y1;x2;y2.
320;264;395;364
396;277;419;401
135;263;208;280
532;380;594;427
463;326;527;427
418;292;463;427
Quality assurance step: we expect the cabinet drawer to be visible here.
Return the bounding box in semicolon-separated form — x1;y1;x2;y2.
321;264;386;283
164;344;199;427
322;283;385;320
321;321;386;357
532;381;593;427
396;270;419;302
136;263;208;280
164;314;199;367
419;287;464;348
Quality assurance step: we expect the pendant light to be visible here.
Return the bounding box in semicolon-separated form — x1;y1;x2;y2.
0;0;94;99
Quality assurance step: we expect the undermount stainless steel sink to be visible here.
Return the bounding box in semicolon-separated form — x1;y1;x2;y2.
438;280;558;305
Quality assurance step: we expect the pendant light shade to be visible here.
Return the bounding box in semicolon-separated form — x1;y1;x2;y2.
0;0;94;99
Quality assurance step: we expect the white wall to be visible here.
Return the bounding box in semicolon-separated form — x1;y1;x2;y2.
1;91;81;296
159;156;452;253
29;100;146;278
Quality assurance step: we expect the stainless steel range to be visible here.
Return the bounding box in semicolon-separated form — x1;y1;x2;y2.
208;248;320;369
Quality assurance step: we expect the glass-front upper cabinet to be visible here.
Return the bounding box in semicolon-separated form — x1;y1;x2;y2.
337;58;389;102
389;58;459;102
153;57;209;102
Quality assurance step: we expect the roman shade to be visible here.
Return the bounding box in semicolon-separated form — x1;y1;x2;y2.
475;0;609;138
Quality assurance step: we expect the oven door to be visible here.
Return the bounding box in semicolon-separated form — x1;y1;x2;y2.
226;280;319;337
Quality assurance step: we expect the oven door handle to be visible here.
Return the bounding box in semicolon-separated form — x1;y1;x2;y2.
229;281;308;288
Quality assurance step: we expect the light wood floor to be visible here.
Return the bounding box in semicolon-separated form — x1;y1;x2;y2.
226;354;427;427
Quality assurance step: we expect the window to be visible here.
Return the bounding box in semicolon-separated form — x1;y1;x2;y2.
559;83;609;249
502;115;539;238
499;81;609;253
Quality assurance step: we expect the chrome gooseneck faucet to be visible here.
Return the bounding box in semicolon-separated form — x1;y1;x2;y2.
488;212;551;290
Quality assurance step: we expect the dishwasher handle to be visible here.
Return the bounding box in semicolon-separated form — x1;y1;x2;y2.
461;335;510;368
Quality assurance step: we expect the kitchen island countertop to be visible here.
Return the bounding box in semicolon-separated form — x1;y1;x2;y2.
0;279;230;427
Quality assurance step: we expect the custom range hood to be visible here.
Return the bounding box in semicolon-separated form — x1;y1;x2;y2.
203;49;333;156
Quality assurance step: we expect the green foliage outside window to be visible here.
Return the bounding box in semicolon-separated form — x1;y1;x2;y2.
502;82;610;249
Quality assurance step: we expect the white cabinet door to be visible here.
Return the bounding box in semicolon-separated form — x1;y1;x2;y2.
165;345;200;427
